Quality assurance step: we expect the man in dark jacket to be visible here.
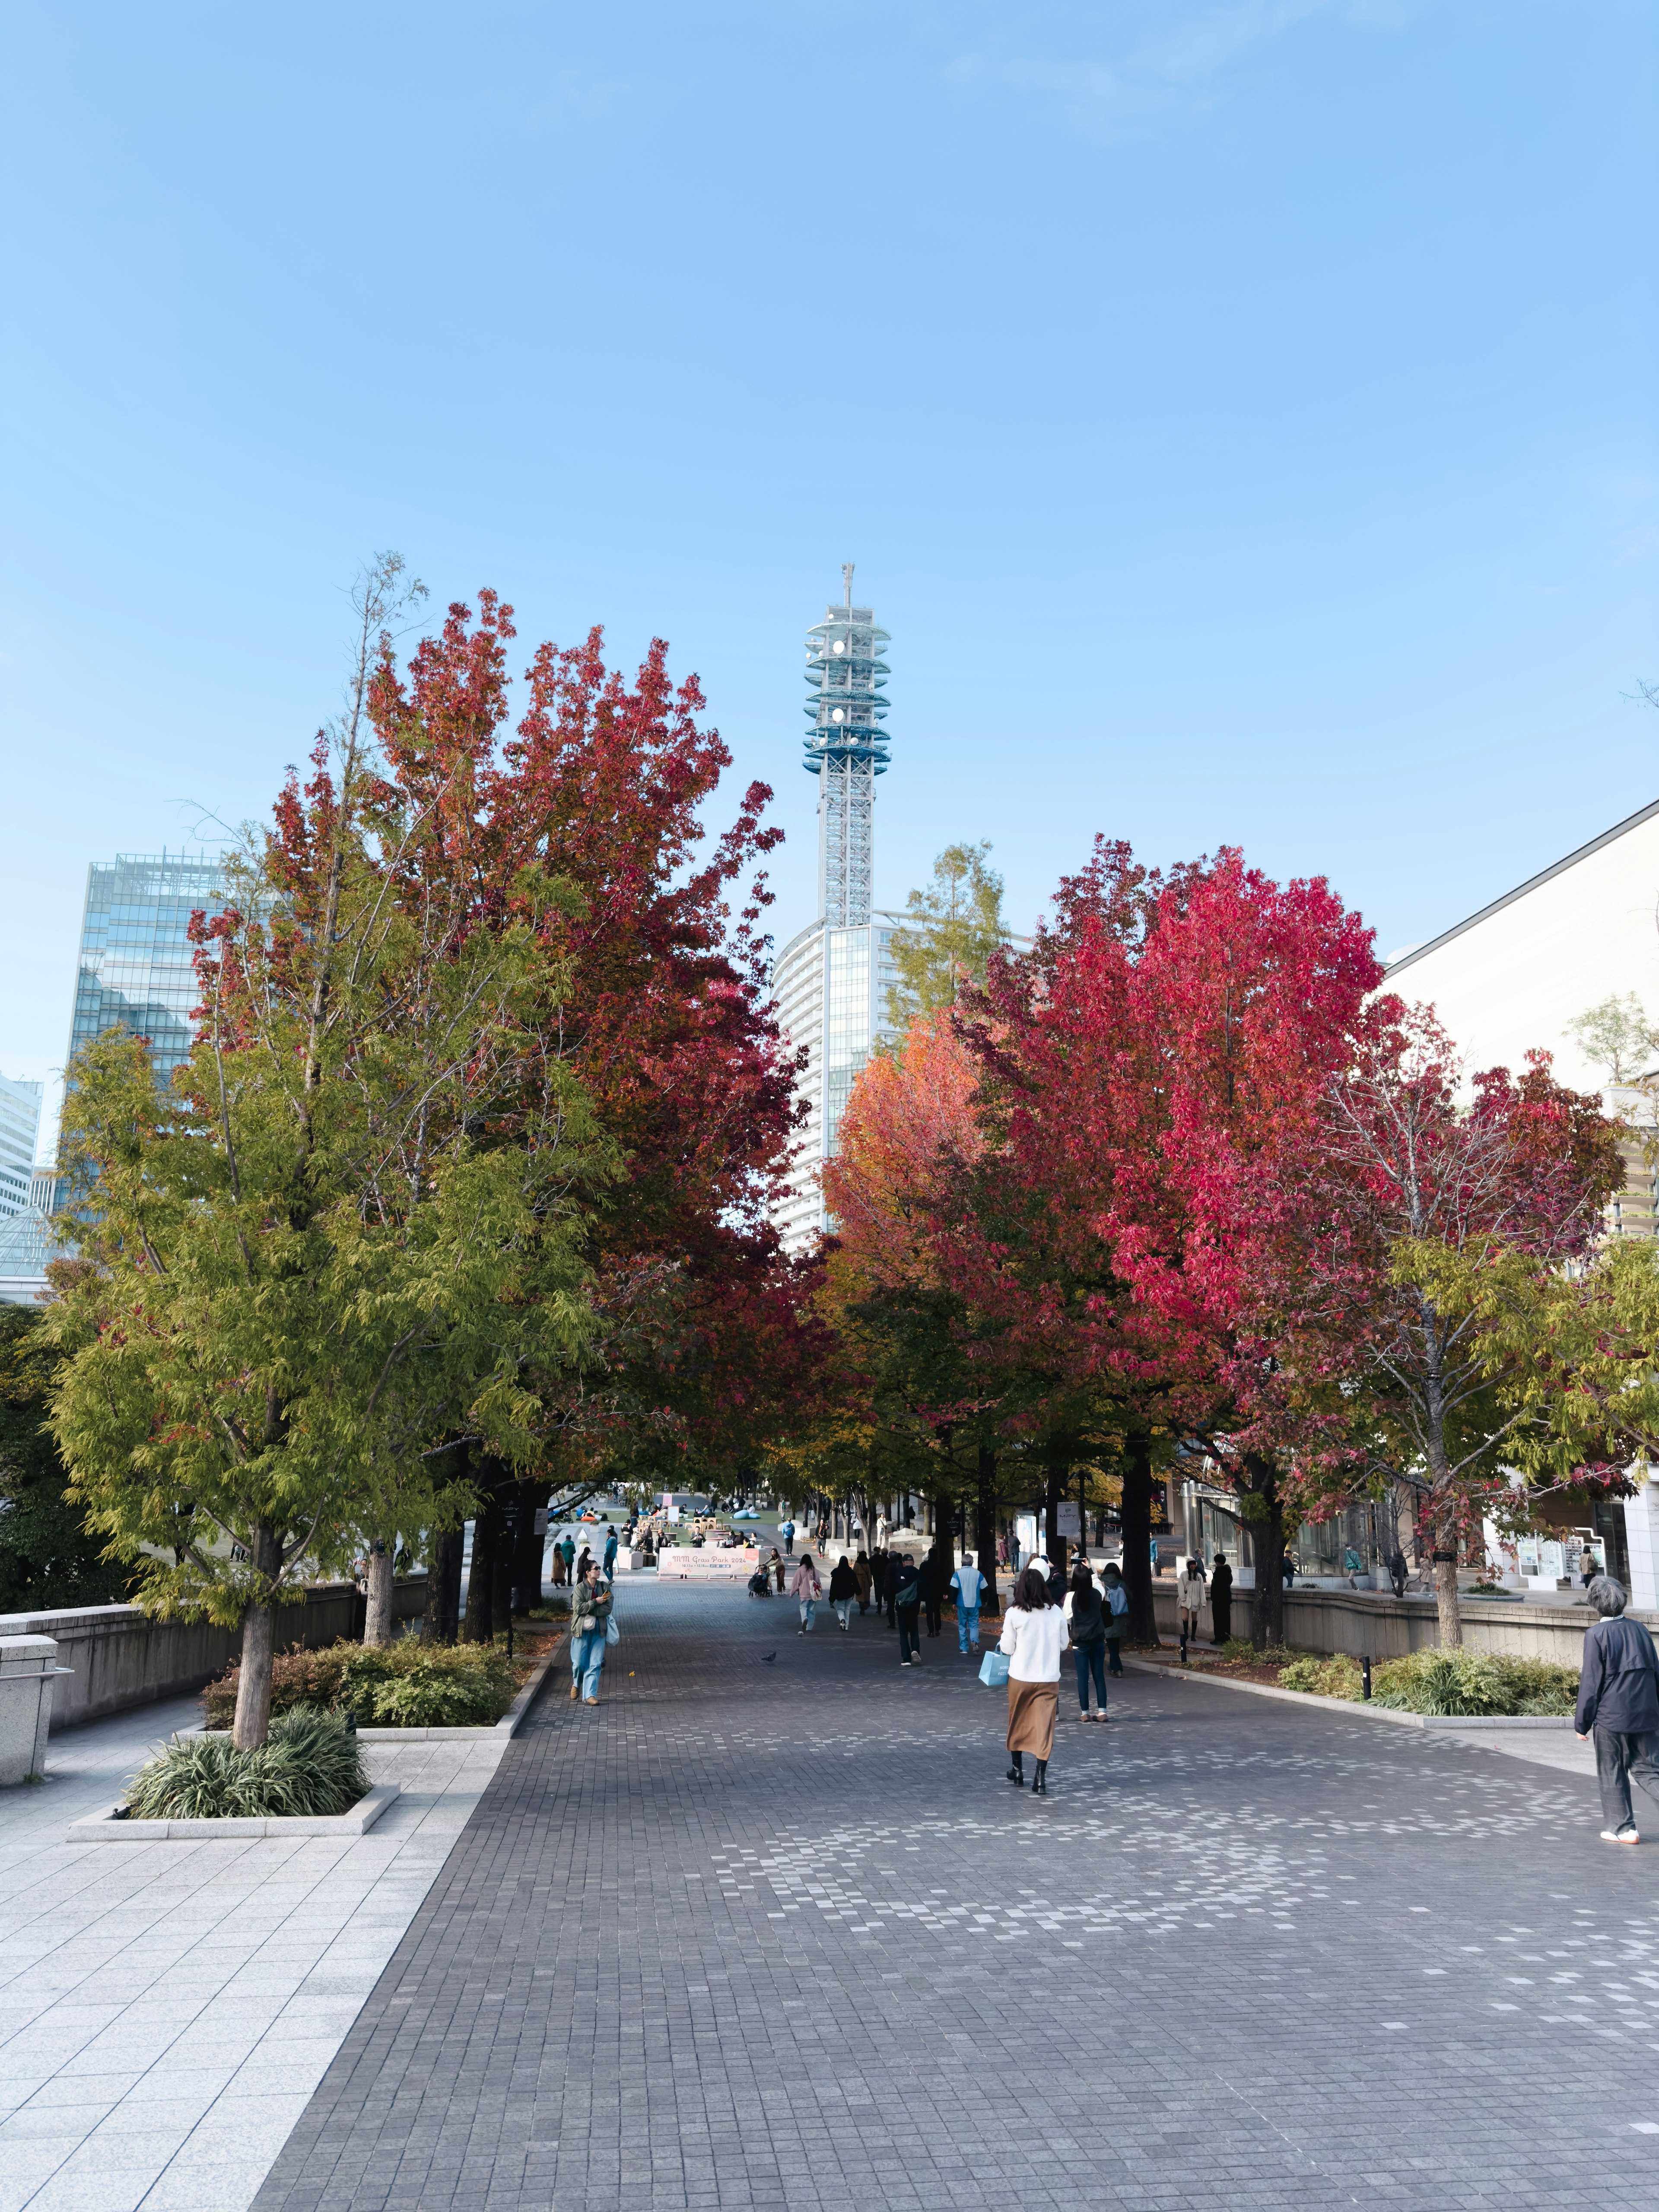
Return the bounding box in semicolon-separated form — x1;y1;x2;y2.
1575;1576;1659;1843
1210;1552;1234;1647
893;1553;923;1667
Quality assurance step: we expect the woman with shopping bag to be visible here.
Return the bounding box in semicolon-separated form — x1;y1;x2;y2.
995;1566;1067;1792
569;1561;614;1705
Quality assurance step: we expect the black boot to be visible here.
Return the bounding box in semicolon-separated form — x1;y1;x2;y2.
1006;1752;1024;1786
1033;1759;1048;1796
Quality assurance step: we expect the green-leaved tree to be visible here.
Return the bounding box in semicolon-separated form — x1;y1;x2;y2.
884;842;1011;1028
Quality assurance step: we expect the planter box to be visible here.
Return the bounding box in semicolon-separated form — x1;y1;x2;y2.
0;1637;72;1785
354;1634;564;1740
1126;1658;1575;1729
66;1781;401;1843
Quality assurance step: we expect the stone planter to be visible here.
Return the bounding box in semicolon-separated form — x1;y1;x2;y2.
0;1635;71;1785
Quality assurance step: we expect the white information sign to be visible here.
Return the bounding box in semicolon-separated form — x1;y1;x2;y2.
656;1546;760;1582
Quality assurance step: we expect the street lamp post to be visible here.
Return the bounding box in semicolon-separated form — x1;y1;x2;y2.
502;1499;520;1659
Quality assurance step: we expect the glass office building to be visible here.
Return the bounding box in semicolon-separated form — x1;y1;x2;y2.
0;1074;42;1217
66;852;229;1090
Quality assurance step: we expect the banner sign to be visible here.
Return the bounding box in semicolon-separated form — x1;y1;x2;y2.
657;1546;760;1582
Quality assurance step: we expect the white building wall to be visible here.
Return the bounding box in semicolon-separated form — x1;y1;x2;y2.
1384;798;1659;1094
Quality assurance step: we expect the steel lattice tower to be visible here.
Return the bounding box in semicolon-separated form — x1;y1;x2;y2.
804;564;891;927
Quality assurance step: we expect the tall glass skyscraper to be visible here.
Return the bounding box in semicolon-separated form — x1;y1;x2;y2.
66;852;228;1089
0;1074;42;1217
769;572;909;1255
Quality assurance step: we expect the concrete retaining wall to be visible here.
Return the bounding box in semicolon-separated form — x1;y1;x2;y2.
1149;1580;1657;1662
0;1578;428;1732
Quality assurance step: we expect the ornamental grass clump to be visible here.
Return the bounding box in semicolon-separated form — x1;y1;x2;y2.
1370;1648;1579;1717
124;1709;368;1821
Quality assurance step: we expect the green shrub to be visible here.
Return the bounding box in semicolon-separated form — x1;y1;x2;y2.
355;1647;516;1727
202;1634;519;1730
124;1709;368;1820
1370;1648;1579;1717
1278;1654;1363;1699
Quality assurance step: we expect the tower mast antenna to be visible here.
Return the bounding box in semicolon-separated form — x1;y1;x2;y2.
842;562;854;610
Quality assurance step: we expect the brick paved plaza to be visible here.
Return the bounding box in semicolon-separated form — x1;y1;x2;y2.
237;1576;1659;2212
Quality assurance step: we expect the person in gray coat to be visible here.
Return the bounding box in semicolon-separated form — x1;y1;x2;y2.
1574;1575;1659;1844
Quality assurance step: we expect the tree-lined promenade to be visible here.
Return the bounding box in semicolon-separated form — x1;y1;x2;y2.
22;567;1659;1766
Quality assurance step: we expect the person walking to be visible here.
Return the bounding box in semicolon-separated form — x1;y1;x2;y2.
998;1566;1065;1792
829;1554;857;1630
922;1551;944;1638
950;1553;986;1653
1101;1560;1128;1674
1063;1564;1109;1720
569;1562;613;1705
559;1531;576;1587
575;1544;593;1589
1210;1551;1233;1647
1575;1575;1659;1843
790;1552;822;1634
1176;1557;1207;1649
550;1539;567;1590
780;1518;795;1557
893;1552;923;1666
853;1550;873;1614
876;1513;891;1552
771;1547;786;1592
603;1525;619;1579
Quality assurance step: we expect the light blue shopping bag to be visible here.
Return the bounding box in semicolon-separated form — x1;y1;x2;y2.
978;1649;1010;1688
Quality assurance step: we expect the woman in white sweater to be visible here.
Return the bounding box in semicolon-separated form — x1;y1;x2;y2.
998;1566;1067;1793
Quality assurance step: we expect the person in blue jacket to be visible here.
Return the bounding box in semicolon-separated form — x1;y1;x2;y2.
1574;1575;1659;1844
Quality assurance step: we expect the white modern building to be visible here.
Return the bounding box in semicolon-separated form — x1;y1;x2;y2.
1383;795;1659;1096
1385;794;1659;1608
0;1074;42;1217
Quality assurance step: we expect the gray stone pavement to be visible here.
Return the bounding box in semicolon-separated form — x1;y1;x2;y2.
239;1579;1659;2212
0;1694;510;2212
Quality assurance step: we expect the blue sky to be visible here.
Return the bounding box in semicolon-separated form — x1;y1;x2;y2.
3;0;1656;1145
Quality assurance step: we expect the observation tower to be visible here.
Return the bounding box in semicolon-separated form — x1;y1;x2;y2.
768;567;906;1255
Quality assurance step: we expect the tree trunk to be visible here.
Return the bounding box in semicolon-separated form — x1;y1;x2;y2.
975;1446;1001;1618
463;1501;499;1643
1243;1454;1286;1648
1433;1547;1464;1647
930;1486;955;1616
1043;1444;1065;1561
512;1482;549;1615
232;1522;285;1750
426;1525;464;1645
362;1540;395;1646
1119;1436;1160;1645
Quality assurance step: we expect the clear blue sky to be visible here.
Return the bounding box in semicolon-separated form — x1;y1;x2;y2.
3;1;1656;1146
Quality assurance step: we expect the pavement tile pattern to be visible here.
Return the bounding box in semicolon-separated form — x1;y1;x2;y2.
0;1700;508;2212
248;1580;1659;2212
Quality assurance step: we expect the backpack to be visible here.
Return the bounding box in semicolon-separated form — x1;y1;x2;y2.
1071;1592;1106;1644
1105;1583;1128;1624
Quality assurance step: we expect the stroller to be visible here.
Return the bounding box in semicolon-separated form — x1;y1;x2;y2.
747;1567;772;1598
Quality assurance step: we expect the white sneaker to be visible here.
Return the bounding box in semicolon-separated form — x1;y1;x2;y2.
1602;1827;1641;1845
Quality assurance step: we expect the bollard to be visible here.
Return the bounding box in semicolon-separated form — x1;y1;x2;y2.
1361;1654;1373;1700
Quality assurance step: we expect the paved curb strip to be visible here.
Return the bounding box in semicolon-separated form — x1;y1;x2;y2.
65;1780;402;1842
1120;1655;1574;1729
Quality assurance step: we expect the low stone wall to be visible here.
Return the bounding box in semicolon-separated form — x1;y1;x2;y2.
0;1578;428;1733
1148;1580;1657;1662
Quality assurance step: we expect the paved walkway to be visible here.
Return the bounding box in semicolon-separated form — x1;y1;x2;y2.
0;1696;509;2212
227;1578;1659;2212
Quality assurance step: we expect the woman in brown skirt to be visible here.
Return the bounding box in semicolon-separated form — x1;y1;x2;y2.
997;1565;1067;1794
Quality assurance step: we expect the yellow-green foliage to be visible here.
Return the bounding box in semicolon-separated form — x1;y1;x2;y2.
1278;1655;1364;1699
203;1636;516;1730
